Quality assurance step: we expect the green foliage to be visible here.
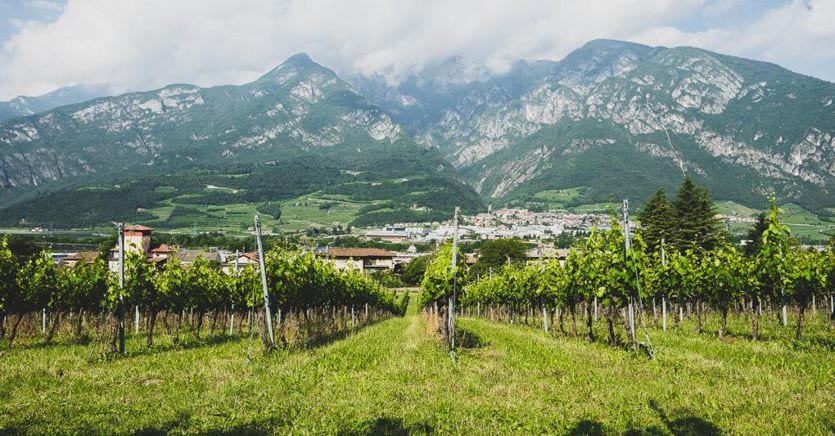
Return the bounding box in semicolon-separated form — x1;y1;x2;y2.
419;243;465;306
256;202;282;221
461;199;831;342
743;212;768;256
672;176;724;251
638;189;676;252
469;238;528;279
0;237;17;315
401;255;431;286
16;253;59;313
756;198;795;302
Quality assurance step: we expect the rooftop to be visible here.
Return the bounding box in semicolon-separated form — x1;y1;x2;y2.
125;224;154;232
321;247;396;258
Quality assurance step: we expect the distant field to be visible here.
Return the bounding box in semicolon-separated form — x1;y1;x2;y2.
715;200;760;217
277;192;369;231
1;187;832;241
532;187;586;207
1;298;833;433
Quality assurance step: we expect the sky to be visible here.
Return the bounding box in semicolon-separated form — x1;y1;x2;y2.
0;0;833;99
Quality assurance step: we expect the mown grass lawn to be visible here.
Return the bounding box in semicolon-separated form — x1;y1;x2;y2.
1;299;833;434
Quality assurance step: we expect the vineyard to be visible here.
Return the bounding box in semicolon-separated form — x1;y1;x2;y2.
0;243;407;352
421;200;835;351
0;200;833;433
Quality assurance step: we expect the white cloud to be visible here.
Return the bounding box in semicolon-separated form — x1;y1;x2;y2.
631;0;835;80
0;0;831;99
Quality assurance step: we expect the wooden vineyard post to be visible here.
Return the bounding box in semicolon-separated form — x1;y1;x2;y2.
117;222;125;354
230;249;239;336
449;206;460;351
255;215;275;349
623;200;636;346
661;238;667;332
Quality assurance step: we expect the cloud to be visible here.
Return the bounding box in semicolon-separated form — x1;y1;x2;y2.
631;0;835;80
30;0;65;13
0;0;831;99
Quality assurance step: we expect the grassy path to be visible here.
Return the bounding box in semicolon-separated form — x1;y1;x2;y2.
1;298;833;433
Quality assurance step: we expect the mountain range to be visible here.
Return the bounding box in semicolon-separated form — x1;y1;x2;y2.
355;40;834;210
0;40;832;231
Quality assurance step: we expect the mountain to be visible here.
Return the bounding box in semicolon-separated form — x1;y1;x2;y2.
0;85;109;121
0;54;482;229
1;41;832;231
355;40;835;214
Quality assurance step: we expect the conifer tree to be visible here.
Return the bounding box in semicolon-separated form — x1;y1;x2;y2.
672;177;722;251
744;212;768;257
639;189;676;252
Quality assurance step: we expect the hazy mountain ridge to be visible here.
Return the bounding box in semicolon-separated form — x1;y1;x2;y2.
0;85;109;122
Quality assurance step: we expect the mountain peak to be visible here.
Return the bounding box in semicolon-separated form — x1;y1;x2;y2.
256;52;332;83
283;52;316;67
578;39;653;52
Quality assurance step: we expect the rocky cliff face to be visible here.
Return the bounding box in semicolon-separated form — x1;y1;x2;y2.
0;53;404;190
357;40;834;210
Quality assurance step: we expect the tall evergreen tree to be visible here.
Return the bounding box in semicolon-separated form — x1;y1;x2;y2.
744;212;768;257
672;177;723;251
639;189;677;252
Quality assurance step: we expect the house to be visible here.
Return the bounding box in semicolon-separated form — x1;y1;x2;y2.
526;246;569;266
124;224;153;254
365;227;410;242
150;244;175;260
223;251;259;275
318;247;396;273
109;224;154;271
175;249;222;267
61;251;100;267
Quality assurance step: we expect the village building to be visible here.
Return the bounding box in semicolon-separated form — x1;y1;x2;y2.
61;251;99;267
525;246;569;266
222;251;258;275
174;249;222;267
317;247;396;273
124;224;153;254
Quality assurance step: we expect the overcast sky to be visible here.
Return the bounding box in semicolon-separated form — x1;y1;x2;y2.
0;0;833;99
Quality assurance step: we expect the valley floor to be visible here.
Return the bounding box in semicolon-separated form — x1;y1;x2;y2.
1;298;833;434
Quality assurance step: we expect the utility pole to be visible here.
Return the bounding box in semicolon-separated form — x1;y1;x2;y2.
623;200;636;345
449;207;459;351
117;222;125;354
255;215;275;349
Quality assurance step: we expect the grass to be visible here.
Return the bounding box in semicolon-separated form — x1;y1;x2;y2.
278;193;367;231
1;298;834;433
715;200;760;217
532;187;586;207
